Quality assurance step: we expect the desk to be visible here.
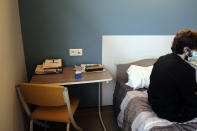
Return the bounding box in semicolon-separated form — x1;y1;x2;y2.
31;66;112;131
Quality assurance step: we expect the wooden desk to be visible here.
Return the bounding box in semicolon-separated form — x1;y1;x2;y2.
31;66;112;131
31;66;112;85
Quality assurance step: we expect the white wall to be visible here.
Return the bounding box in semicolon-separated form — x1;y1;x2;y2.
102;35;174;105
0;0;27;130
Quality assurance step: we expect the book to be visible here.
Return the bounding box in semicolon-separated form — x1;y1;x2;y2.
43;59;62;69
35;65;63;75
35;59;63;75
80;64;104;72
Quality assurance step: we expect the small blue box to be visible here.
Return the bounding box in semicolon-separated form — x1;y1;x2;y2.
75;71;82;79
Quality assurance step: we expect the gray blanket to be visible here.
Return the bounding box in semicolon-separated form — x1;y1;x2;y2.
118;91;197;131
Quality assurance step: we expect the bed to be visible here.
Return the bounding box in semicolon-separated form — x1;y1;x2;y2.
113;58;197;131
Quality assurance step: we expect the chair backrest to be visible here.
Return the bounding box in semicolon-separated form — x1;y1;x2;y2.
18;83;66;106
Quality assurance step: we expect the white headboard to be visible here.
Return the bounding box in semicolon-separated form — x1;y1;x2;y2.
102;35;174;105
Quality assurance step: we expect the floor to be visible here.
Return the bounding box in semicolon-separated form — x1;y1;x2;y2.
34;106;120;131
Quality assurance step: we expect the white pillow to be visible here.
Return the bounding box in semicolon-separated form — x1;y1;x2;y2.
126;65;153;89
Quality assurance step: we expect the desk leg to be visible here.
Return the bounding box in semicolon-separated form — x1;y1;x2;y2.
98;82;107;131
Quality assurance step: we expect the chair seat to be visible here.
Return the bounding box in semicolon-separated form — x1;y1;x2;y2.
30;98;79;123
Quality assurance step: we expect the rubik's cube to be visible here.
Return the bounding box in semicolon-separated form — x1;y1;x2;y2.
75;71;82;79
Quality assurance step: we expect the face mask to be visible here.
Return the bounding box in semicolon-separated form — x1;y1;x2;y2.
187;51;197;61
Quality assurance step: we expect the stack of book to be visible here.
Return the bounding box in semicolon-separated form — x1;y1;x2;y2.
35;59;63;74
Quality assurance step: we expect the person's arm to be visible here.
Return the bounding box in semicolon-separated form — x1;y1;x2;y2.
195;83;197;92
175;66;197;107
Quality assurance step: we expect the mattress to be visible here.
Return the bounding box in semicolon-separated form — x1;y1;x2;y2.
113;79;145;117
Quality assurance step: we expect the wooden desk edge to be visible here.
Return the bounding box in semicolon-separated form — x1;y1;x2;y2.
45;78;113;86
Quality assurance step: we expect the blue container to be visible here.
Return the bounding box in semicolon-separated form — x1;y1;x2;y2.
75;71;82;79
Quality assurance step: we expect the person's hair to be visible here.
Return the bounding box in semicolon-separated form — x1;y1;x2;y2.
171;29;197;54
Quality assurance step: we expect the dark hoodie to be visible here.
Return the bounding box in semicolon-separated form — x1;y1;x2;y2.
148;53;197;122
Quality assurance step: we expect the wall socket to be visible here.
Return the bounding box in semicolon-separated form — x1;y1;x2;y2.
69;49;83;56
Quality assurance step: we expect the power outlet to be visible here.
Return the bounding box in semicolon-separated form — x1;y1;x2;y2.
69;49;83;56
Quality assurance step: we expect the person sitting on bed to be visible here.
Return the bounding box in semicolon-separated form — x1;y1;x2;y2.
148;29;197;123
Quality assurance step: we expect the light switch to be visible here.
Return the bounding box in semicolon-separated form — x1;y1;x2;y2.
69;49;83;56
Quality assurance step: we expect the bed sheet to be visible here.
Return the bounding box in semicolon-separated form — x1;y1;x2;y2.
117;90;197;131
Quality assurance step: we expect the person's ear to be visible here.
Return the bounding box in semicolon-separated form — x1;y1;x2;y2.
183;47;189;53
184;47;192;57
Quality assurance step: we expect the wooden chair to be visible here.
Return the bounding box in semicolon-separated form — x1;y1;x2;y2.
16;83;82;131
